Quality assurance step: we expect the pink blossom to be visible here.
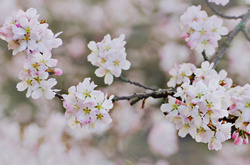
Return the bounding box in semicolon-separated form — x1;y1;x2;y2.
0;8;62;56
62;78;114;130
148;120;178;157
16;52;62;99
180;6;228;57
167;63;196;87
163;61;237;150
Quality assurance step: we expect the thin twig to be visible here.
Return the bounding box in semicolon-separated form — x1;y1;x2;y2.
202;51;209;61
118;75;157;91
213;10;250;68
112;88;175;105
218;115;238;124
205;0;243;19
55;93;64;100
242;28;250;41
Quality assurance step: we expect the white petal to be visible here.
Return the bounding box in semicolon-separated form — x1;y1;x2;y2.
28;40;37;51
104;72;113;85
32;89;43;99
121;60;131;70
95;68;106;77
16;81;28;91
205;45;215;56
46;59;58;67
45;90;55;99
87;41;97;51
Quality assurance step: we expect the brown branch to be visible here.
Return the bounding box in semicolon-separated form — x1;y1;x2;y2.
205;0;243;19
242;28;250;41
213;9;250;68
118;75;157;91
55;93;64;100
202;51;209;61
218;115;238;124
112;88;175;105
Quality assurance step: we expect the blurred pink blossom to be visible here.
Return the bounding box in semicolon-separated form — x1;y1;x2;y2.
148;120;178;157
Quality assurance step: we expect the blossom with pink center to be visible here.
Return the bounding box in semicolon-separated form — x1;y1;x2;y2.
163;61;240;150
0;8;62;56
62;78;114;130
16;52;61;99
167;63;196;87
161;96;186;121
31;78;57;99
228;84;250;144
208;122;233;151
180;5;228;57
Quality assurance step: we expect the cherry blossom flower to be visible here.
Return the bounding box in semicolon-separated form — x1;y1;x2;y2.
16;51;61;99
167;63;196;87
180;5;228;57
0;8;62;56
229;84;250;144
88;34;131;85
162;61;237;150
0;8;63;100
62;77;114;130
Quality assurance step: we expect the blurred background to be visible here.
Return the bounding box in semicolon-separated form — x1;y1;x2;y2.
0;0;249;164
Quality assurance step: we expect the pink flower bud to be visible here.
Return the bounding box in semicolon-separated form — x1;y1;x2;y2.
243;138;249;144
232;131;239;140
182;33;188;39
229;103;236;110
54;68;63;75
175;99;182;105
16;23;22;28
234;137;243;145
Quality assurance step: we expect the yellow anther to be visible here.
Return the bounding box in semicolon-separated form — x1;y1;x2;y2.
96;114;104;120
201;30;206;35
84;107;91;114
113;60;120;66
101;58;106;64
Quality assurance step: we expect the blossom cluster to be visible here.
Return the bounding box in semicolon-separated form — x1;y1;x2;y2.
87;34;131;85
161;61;249;150
180;5;228;57
208;0;230;6
0;8;62;99
230;84;250;145
62;78;114;130
0;8;62;55
16;51;62;99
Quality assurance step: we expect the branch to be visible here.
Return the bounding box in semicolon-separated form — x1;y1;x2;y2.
118;75;157;91
213;10;250;68
112;88;175;105
218;115;238;124
205;0;243;19
202;51;209;61
55;93;64;100
242;27;250;41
